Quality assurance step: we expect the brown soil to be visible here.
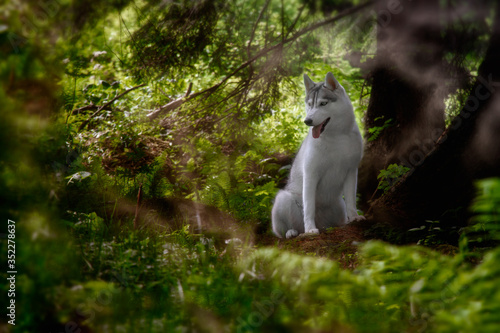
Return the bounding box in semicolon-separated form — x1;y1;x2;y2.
255;219;375;270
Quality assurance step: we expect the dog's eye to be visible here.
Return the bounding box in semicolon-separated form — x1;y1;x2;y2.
320;101;328;106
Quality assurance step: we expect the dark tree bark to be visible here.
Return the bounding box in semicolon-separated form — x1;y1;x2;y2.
364;1;500;228
358;0;448;211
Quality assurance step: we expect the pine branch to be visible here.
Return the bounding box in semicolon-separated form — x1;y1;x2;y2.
147;1;374;120
247;0;272;58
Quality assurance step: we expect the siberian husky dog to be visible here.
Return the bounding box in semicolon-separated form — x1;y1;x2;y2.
272;72;365;238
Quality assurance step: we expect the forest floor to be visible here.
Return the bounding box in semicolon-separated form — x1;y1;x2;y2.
97;137;466;269
255;219;462;269
256;220;374;269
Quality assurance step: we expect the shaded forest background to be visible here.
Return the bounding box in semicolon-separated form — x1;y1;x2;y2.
1;0;500;332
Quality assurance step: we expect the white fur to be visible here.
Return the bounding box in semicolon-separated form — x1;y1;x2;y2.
272;72;365;238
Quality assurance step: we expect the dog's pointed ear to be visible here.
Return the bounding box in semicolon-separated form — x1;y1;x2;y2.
303;74;314;91
325;72;340;90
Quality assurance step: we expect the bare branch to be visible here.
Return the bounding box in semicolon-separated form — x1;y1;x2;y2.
78;83;146;131
285;3;306;39
71;103;112;115
147;82;198;120
247;0;271;58
184;82;193;98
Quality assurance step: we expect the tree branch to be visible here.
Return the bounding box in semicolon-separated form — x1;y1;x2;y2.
71;103;113;115
247;0;272;58
285;3;306;39
78;83;146;131
147;1;374;120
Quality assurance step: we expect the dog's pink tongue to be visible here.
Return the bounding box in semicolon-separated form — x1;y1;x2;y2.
312;125;322;139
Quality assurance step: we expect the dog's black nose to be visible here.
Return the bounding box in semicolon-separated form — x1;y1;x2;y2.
304;118;313;126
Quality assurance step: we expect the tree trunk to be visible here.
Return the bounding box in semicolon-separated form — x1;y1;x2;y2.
358;0;447;212
366;1;500;228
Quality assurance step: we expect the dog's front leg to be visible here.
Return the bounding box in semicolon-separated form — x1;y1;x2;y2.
343;168;365;223
303;173;319;235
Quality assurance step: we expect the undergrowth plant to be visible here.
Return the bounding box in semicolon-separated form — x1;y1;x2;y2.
461;178;500;251
4;0;500;332
368;116;393;142
376;164;410;193
57;208;500;333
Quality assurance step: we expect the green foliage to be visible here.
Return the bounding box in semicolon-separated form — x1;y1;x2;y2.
51;201;500;333
368;116;393;141
3;0;500;332
469;178;500;233
408;220;460;247
0;71;81;331
461;178;500;249
255;105;307;154
376;164;410;193
239;242;500;332
59;211;280;332
198;149;280;223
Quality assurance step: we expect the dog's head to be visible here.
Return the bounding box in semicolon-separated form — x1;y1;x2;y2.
303;72;354;139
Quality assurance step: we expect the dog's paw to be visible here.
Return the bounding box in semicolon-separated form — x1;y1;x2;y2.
304;228;319;235
347;215;366;223
285;229;299;239
298;228;320;239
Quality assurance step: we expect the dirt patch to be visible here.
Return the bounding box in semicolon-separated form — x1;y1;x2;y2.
256;220;373;269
